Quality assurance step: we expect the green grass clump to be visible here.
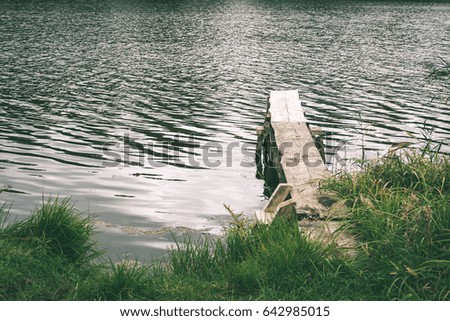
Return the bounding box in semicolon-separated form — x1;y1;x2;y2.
151;213;361;300
0;199;100;300
0;198;155;300
428;59;450;103
2;198;98;264
78;261;155;300
321;149;449;300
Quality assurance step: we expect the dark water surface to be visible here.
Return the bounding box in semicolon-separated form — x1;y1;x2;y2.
1;0;449;261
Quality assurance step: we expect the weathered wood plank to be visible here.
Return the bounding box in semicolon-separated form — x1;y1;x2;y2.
276;199;297;219
269;90;307;123
263;183;292;214
268;100;329;217
257;183;293;223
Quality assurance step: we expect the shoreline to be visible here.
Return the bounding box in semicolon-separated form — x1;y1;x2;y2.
1;146;448;300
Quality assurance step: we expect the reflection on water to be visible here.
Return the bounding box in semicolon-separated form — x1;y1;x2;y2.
0;0;449;260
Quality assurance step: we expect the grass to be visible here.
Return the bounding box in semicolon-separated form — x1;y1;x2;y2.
429;59;450;81
2;198;98;264
0;147;448;300
428;59;450;104
320;147;449;300
0;198;100;300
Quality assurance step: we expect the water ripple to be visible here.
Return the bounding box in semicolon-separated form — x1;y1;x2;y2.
0;0;449;260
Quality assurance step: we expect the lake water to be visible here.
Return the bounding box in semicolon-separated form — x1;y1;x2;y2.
1;0;449;261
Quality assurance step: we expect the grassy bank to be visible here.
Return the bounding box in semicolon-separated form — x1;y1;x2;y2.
0;148;448;300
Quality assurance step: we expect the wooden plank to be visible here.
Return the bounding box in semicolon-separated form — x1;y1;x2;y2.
263;183;292;214
256;126;264;136
269;90;307;123
309;125;322;136
272;122;324;165
256;183;293;224
272;122;328;210
276;199;297;219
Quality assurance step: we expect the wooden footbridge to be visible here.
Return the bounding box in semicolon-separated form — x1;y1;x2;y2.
255;90;354;250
